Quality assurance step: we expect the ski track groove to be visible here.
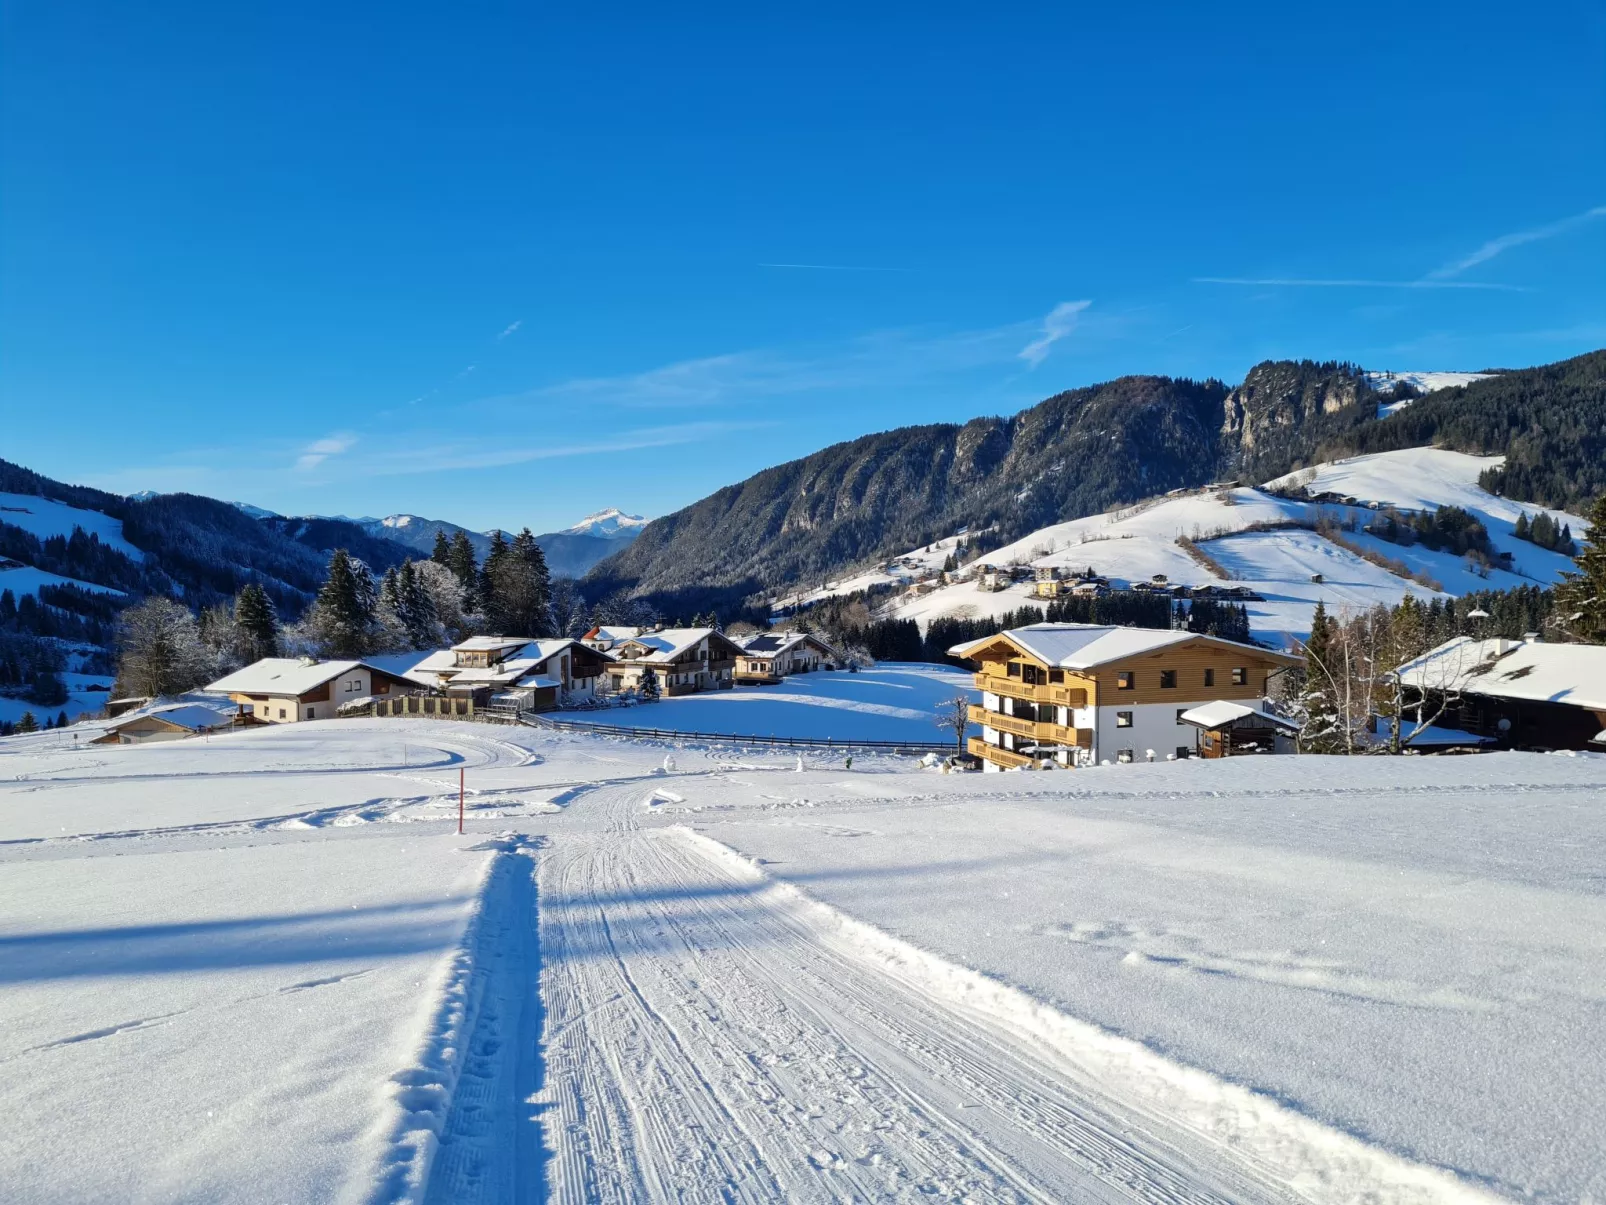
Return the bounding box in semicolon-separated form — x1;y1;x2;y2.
523;780;1311;1204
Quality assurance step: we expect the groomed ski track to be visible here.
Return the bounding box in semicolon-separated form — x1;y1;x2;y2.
416;772;1497;1205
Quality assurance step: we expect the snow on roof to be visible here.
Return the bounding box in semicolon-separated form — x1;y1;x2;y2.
589;625;644;642
104;700;237;733
740;631;837;658
1393;637;1606;711
452;635;532;651
613;627;716;662
949;623;1295;670
207;658;369;697
1179;700;1298;731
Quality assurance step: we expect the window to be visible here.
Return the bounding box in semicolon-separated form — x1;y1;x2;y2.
1116;749;1134;764
1176;746;1191;760
1203;668;1214;688
1022;664;1041;685
1117;671;1134;690
306;708;315;720
278;708;286;719
1007;662;1021;678
1231;667;1247;685
1116;710;1133;728
1160;670;1177;689
1048;669;1064;683
1176;709;1189;724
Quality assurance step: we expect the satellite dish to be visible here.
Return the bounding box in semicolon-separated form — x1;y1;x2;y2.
1497;718;1512;733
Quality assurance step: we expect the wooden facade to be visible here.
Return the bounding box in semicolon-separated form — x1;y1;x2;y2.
961;629;1299;771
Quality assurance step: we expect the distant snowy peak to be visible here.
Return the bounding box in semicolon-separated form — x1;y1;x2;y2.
566;508;648;540
230;500;282;520
1367;371;1495;419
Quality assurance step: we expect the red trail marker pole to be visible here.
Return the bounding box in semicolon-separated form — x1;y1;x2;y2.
459;767;465;835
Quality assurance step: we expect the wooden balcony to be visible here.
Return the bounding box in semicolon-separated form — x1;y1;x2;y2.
973;673;1087;708
970;706;1091;750
969;736;1032;768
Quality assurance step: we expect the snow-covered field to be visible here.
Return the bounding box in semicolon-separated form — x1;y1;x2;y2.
876;449;1583;642
0;490;146;560
549;662;975;743
0;560;125;602
3;716;1601;1203
1365;372;1494;418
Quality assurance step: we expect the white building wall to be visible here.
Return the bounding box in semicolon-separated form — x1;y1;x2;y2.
1093;701;1197;764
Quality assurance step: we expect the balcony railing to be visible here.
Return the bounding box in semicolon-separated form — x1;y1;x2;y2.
969;735;1032;768
970;705;1091;749
973;674;1087;708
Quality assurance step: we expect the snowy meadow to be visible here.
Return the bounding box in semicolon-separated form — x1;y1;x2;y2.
1;718;1601;1203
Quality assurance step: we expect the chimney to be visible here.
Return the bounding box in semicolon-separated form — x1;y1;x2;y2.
299;655;318;667
1522;632;1541;644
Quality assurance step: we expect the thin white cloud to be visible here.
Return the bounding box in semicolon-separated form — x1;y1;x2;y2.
1426;204;1606;280
1018;301;1092;367
295;434;356;472
497;319;523;340
758;262;909;272
1193;277;1527;292
362;421;771;475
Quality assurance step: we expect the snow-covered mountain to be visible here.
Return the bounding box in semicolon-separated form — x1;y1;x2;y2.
565;508;647;540
786;448;1587;647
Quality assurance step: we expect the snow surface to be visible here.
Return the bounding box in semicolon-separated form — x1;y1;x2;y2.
564;507;647;538
0;491;146;560
1365;372;1494;418
3;716;1599;1202
551;662;976;742
0;561;126;602
882;450;1582;643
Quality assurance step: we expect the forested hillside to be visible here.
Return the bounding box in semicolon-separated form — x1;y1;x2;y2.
1342;350;1606;512
589;350;1604;612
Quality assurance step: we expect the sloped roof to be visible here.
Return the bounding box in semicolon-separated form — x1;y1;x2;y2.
1393;637;1606;711
104;700;238;734
949;623;1294;670
452;635;532;652
740;631;839;659
207;658;369;696
1179;700;1298;731
410;638;600;687
613;627;717;662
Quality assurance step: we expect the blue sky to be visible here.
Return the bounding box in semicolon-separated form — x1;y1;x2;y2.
3;2;1603;533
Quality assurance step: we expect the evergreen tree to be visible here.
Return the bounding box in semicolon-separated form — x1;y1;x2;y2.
233;582;280;661
431;529;452;566
1556;493;1606;643
1296;601;1345;753
56;709;69;729
17;710;36;733
310;548;377;657
639;665;660;701
1514;512;1530;540
447;530;480;608
395;560;439;648
482;529;552;636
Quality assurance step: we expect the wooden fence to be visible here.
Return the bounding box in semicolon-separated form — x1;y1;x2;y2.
368;695;477;720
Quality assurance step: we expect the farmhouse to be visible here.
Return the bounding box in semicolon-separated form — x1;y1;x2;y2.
92;701;243;745
406;636;612;708
1393;636;1606;752
604;627;743;696
734;631;840;684
207;658;415;723
949;623;1301;770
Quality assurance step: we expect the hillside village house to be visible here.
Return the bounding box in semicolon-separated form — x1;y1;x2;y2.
92;701;243;745
1393;636;1606;752
406;635;612;709
734;631;840;684
580;625;647;653
208;658;415;723
604;627;743;696
949;623;1301;770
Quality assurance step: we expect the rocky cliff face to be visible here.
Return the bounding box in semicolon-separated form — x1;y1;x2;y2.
1219;360;1373;479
